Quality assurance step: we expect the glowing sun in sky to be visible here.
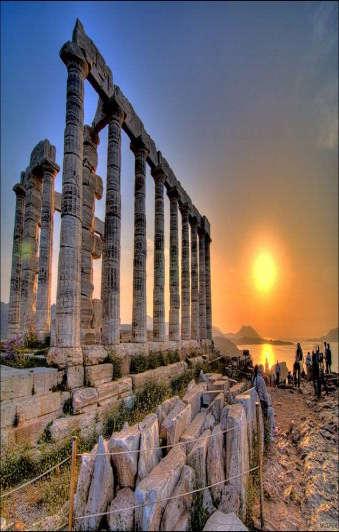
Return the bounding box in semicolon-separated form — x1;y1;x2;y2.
252;250;277;293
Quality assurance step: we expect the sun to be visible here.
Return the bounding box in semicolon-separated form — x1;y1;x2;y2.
252;250;277;293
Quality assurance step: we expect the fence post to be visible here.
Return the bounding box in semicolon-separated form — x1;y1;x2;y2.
68;437;78;531
256;401;265;530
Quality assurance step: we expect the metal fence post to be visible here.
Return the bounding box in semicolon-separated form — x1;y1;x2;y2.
68;437;78;531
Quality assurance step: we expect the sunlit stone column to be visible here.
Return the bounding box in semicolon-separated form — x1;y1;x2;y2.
131;137;149;343
20;168;42;331
180;203;191;340
168;188;180;341
199;226;207;340
102;105;124;345
152;167;166;341
190;216;199;341
7;176;26;338
205;234;212;340
36;160;59;342
49;41;89;368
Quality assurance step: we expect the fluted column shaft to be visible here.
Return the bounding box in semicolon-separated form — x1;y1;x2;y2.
181;205;190;340
102;108;124;344
152;170;165;341
190;218;199;340
168;190;180;340
53;42;88;363
199;228;207;339
205;236;212;340
131;139;148;342
20;170;42;331
36;162;59;341
7;181;26;338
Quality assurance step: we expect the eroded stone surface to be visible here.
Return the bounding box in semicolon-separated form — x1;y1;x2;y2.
109;423;140;489
108;488;135;532
161;465;195;531
137;413;162;482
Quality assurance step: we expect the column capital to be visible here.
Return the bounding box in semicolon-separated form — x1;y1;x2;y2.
130;135;149;156
40;159;60;177
60;41;89;77
167;186;179;200
13;183;26;197
179;201;191;217
151;165;166;183
189;213;199;227
106;100;126;125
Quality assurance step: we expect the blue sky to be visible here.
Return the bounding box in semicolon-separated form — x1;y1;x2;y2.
1;1;338;337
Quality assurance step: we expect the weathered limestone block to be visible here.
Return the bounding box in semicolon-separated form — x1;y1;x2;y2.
208;392;224;423
137;413;162;482
228;382;248;403
187;428;215;514
180;412;206;453
30;367;59;395
235;393;256;453
182;382;206;419
135;447;186;531
0;400;17;428
156;396;181;434
161;465;195;531
162;401;192;446
49;411;97;441
97;380;119;403
47;346;83;370
16;393;62;422
131;361;187;390
13;412;59;445
0;366;33;401
67;365;84;389
203;412;216;431
220;404;249;521
109;424;140;488
220;406;229;431
74;447;97;529
91;299;102;328
83;345;107;366
108;488;135;532
207;424;225;506
85;363;113;386
82;436;114;531
203;511;248;531
72;387;98;414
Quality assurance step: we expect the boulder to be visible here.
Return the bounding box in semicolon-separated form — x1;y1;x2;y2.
135;447;186;531
74;447;97;529
108;488;135;531
180;412;206;453
109;423;140;489
220;404;249;521
137;414;162;482
203;511;248;531
72;387;98;414
82;436;114;531
207;425;225;506
161;465;195;531
161;401;192;446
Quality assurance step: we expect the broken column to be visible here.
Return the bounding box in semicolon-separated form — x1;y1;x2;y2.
168;188;180;341
199;225;207;340
190;214;199;341
181;203;191;340
131;137;149;343
7;175;26;338
205;227;212;341
35;156;60;343
101;104;124;345
48;40;89;370
152;162;166;342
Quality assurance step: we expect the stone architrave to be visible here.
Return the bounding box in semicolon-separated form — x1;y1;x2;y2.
190;216;199;341
205;232;212;340
36;159;60;342
152;165;166;341
180;203;191;340
7;178;26;338
48;40;89;368
80;125;102;345
131;137;149;343
20;168;42;331
101;104;125;345
168;188;180;341
198;226;207;340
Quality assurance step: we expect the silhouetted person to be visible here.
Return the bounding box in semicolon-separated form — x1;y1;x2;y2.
293;343;303;388
325;342;332;374
287;371;293;385
305;352;312;381
275;361;280;386
312;349;321;398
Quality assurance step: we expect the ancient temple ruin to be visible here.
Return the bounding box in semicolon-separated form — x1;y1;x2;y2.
7;20;212;382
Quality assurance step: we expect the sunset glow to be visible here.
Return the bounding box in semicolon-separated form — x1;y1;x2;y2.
252;251;277;294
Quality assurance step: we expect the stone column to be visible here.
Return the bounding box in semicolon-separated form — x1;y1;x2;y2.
199;227;207;340
190;216;199;341
101;105;124;345
20;169;42;331
168;188;180;341
180;203;191;340
131;137;149;343
152;167;166;341
7;178;26;338
205;234;212;340
48;41;89;368
81;125;102;345
35;160;59;342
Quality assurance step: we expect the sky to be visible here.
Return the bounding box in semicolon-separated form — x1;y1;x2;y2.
1;1;338;339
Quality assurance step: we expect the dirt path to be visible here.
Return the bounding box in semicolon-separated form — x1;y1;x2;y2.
262;381;338;531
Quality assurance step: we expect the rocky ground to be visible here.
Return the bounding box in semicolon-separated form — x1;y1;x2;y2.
262;380;338;531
